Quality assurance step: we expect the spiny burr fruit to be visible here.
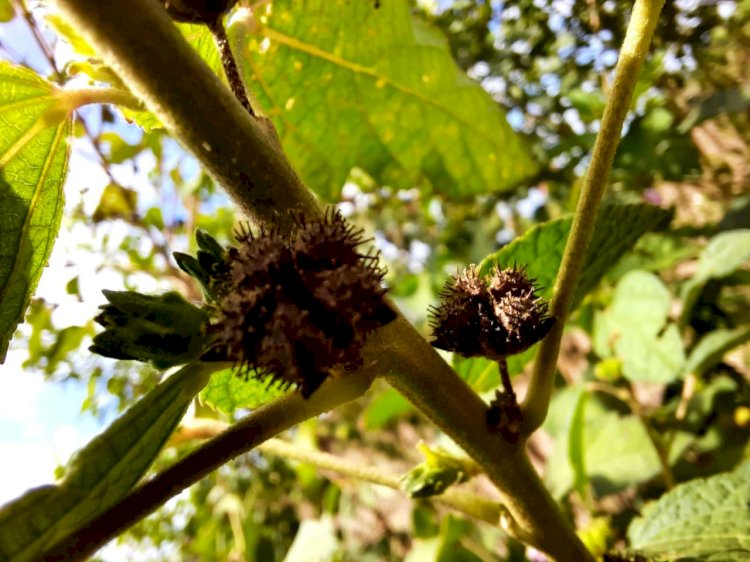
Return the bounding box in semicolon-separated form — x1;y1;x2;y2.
429;264;555;359
209;209;396;398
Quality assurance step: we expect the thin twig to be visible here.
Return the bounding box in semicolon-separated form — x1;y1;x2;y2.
172;420;501;523
207;16;254;115
13;0;65;81
521;0;666;435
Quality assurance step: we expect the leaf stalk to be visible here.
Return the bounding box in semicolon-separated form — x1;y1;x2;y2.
522;0;666;434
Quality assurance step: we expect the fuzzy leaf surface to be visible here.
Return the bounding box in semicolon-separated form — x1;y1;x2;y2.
628;460;750;560
594;271;685;383
200;368;287;413
0;62;71;361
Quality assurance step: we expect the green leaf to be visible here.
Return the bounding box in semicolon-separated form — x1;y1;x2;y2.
0;62;72;362
222;0;537;199
477;204;672;375
200;368;287;413
0;362;214;562
452;356;500;393
479;203;673;309
92;183;138;222
628;460;750;560
284;517;339;562
683;326;750;377
594;271;685;383
545;386;693;498
362;386;414;429
544;385;593;498
681;230;750;326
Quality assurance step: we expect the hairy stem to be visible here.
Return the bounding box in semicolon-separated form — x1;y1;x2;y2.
40;367;375;561
57;87;144;113
522;0;666;434
52;0;593;559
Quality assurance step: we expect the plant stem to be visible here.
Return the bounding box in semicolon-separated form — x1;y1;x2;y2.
52;1;593;559
39;367;376;561
522;0;666;435
56;87;144;113
261;438;503;524
207;16;254;115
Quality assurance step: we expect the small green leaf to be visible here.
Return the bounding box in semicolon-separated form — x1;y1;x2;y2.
595;271;685;383
46;14;97;57
451;356;499;393
628;460;750;560
683;326;750;377
0;62;72;362
0;362;214;562
200;368;287;413
362;386;414;429
92;183;138;222
681;230;750;326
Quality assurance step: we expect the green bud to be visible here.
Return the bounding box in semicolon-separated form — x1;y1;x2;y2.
400;442;478;498
401;464;464;499
90;291;211;369
174;230;230;302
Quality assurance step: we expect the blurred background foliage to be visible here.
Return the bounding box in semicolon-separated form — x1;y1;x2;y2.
2;0;750;559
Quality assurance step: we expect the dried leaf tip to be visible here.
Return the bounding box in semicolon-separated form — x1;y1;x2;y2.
209;209;396;398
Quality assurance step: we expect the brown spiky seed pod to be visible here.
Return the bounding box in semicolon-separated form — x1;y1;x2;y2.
430;264;555;359
209;210;396;398
428;266;490;358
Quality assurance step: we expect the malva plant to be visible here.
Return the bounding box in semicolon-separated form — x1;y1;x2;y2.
1;0;749;561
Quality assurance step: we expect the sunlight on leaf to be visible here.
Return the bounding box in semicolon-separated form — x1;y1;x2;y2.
200;368;288;413
0;62;72;362
628;460;750;560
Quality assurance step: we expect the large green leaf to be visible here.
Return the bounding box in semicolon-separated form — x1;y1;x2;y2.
0;362;213;562
476;203;672;375
0;62;72;362
200;368;287;413
593;271;685;383
179;1;538;199
628;460;750;560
